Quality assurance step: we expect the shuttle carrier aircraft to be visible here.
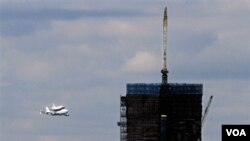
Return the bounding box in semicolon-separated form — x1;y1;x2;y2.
40;104;69;116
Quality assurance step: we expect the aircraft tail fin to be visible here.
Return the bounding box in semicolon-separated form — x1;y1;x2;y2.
45;106;50;113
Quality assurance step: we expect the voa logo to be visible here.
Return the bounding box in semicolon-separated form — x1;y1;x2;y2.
226;129;246;136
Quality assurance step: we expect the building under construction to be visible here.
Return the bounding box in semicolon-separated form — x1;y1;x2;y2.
118;83;202;141
118;6;208;141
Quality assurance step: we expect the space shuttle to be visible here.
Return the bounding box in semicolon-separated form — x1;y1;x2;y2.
40;104;69;116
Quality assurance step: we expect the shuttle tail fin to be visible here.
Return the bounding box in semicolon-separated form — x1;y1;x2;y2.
45;106;50;113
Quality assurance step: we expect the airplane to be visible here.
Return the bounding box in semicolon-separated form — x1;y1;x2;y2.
40;104;69;116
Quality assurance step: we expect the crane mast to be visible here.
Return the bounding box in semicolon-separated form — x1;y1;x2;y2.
197;95;213;141
161;7;169;84
202;95;213;126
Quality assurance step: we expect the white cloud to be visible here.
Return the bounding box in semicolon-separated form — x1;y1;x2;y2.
166;0;250;80
1;15;161;84
2;46;56;83
17;60;55;82
122;51;160;72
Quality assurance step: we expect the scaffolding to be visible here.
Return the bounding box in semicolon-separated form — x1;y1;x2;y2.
160;84;203;141
126;94;160;141
127;83;161;95
118;96;127;141
127;83;202;95
119;83;203;141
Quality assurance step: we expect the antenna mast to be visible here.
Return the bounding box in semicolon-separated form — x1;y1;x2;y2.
161;7;168;84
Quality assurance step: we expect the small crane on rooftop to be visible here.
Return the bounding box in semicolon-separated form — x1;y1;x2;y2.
197;95;213;141
202;95;213;126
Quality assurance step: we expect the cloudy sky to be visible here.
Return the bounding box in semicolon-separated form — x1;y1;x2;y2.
1;0;250;141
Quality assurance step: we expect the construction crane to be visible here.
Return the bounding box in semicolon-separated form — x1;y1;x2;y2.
161;6;169;84
202;95;213;126
197;95;213;141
